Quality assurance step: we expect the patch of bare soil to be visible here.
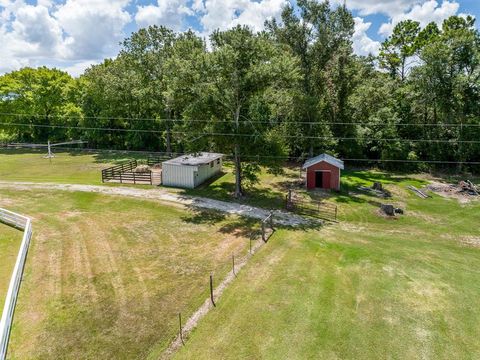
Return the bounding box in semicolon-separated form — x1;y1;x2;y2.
460;236;480;248
427;181;478;204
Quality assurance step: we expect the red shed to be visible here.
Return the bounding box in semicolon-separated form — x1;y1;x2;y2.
303;154;344;191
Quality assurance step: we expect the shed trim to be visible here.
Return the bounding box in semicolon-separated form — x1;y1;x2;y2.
302;153;344;170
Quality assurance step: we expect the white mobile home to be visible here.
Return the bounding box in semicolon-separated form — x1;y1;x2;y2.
162;152;223;189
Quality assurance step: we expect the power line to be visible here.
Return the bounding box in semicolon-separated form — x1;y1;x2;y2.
1;122;479;143
1;112;479;127
2;145;479;165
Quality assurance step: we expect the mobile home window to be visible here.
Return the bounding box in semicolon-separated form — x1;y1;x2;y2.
210;161;214;168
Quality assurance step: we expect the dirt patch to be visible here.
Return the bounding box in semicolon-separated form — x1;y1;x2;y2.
427;181;478;204
460;236;480;248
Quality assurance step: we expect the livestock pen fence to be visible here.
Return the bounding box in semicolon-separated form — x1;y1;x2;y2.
285;190;338;222
101;160;155;185
0;208;33;360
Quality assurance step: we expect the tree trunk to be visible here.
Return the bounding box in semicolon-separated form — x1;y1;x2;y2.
166;121;171;156
233;104;243;198
234;144;243;198
309;122;314;157
165;111;172;156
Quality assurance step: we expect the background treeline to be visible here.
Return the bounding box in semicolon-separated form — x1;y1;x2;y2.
1;1;479;194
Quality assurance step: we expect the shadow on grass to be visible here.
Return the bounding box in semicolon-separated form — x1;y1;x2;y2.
182;174;286;210
180;208;261;238
180;208;227;225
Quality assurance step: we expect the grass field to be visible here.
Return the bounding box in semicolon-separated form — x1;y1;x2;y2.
0;189;257;359
0;224;22;310
175;174;480;359
0;149;135;184
2;150;480;359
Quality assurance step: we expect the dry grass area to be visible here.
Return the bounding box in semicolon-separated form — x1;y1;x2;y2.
0;189;256;359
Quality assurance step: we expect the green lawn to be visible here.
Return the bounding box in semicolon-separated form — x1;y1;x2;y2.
0;189;257;359
0;224;22;310
2;149;480;359
182;162;302;210
175;174;480;359
0;149;139;184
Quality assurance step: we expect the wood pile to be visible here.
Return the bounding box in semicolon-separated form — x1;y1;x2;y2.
133;165;151;173
407;185;429;199
427;180;479;200
358;183;392;198
459;180;478;196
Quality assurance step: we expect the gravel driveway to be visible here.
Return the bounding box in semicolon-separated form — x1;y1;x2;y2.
0;181;315;227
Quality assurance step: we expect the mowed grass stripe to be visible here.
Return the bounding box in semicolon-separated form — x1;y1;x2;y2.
0;189;255;359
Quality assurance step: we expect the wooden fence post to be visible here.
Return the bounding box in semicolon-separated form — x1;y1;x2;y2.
179;313;184;345
232;253;235;276
261;221;266;242
335;206;338;221
249;238;252;254
210;274;216;307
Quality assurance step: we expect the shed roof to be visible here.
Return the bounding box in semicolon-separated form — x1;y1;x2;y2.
302;153;344;170
163;152;223;166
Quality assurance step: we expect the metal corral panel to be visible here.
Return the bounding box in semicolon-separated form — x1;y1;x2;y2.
194;158;222;187
162;163;197;188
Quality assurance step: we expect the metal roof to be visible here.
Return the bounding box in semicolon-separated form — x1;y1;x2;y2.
163;152;223;166
302;153;344;170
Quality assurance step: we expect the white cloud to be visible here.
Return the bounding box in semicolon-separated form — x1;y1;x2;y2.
0;0;131;75
63;59;100;77
10;4;64;57
135;0;192;30
352;17;381;56
333;0;424;17
55;0;131;60
198;0;287;33
0;0;471;76
378;0;459;36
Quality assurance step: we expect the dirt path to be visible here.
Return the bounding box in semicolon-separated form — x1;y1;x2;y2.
0;181;314;227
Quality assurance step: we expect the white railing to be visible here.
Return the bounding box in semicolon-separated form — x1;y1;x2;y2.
0;208;32;360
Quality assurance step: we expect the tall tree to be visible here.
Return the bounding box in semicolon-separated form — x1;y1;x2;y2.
267;0;355;157
379;20;421;81
0;67;81;142
182;26;300;197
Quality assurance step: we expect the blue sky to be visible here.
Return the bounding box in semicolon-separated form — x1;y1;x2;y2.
0;0;478;76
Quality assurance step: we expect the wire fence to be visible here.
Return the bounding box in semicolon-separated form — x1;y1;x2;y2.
161;212;275;356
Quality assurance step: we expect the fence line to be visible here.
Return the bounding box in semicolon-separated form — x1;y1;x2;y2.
0;208;32;360
163;212;275;359
101;160;138;182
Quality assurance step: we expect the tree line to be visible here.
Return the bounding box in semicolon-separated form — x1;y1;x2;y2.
1;0;479;195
